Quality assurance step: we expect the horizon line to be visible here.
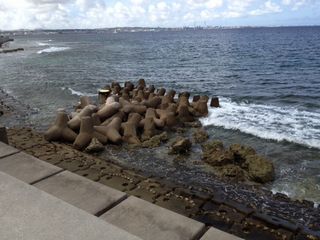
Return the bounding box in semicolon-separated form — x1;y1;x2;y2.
1;24;320;32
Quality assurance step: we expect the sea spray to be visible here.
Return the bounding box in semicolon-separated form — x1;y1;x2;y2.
201;97;320;149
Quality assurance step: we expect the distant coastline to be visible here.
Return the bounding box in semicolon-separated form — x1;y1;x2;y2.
1;25;320;35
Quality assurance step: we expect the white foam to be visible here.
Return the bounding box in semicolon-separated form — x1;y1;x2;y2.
37;46;70;54
61;87;96;97
37;42;50;46
201;97;320;149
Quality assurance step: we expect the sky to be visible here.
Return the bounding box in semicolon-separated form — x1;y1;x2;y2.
0;0;319;30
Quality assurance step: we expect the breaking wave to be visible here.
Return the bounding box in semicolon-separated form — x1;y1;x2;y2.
37;46;70;54
201;97;320;149
61;87;96;97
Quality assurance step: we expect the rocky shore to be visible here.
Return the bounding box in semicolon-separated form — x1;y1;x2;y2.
1;82;320;239
44;79;275;185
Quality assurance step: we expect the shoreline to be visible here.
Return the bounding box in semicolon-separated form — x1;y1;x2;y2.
1;85;320;239
6;126;320;239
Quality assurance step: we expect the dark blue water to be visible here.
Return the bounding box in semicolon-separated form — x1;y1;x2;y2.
0;27;319;202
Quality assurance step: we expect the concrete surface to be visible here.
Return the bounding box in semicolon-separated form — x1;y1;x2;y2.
0;171;142;240
34;170;127;215
0;151;62;183
0;141;19;158
200;227;244;240
100;196;205;240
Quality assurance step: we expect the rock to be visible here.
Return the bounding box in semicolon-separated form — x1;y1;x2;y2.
229;144;256;163
219;164;246;181
142;132;168;148
169;138;192;154
192;128;209;143
184;120;202;128
202;140;224;154
210;97;220;108
203;149;234;166
85;138;105;153
243;155;275;183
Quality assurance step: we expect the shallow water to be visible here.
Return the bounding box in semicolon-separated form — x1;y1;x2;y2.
0;27;319;202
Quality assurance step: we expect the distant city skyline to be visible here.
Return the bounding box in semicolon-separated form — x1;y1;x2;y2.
0;0;319;30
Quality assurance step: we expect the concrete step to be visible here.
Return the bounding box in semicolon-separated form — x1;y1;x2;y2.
0;141;243;240
0;171;142;240
34;170;127;215
0;151;62;184
100;196;206;240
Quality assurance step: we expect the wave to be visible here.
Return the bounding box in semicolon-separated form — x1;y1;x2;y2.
200;97;320;149
61;87;96;97
37;46;70;54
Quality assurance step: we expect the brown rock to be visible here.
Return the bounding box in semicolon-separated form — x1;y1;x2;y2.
229;144;256;164
169;138;192;154
210;97;220;108
193;128;209;143
203;149;234;166
141;132;168;148
243;155;275;183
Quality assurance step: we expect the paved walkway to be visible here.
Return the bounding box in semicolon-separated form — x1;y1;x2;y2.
0;141;242;240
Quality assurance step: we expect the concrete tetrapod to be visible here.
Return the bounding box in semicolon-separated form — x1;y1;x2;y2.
97;100;121;121
68;105;97;131
140;108;164;129
122;113;142;144
94;117;122;144
45;112;77;143
141;117;156;141
73;116;108;150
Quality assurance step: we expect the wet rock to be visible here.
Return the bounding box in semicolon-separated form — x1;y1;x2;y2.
192;128;209;143
169;138;192;154
85;138;105;153
229;144;256;164
219;164;246;181
203;149;234;166
183;120;202;128
142;132;168;148
210;97;220;108
243;155;275;183
202;140;224;155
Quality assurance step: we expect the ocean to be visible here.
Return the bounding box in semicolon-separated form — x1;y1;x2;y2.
0;27;319;203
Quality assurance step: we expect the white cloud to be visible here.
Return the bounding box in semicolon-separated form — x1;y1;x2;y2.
282;0;307;10
0;0;317;30
250;1;282;16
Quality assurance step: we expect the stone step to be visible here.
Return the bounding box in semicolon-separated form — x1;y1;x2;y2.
0;151;62;184
34;170;127;215
100;196;206;240
200;227;243;240
0;171;142;240
0;141;19;158
0;142;243;240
